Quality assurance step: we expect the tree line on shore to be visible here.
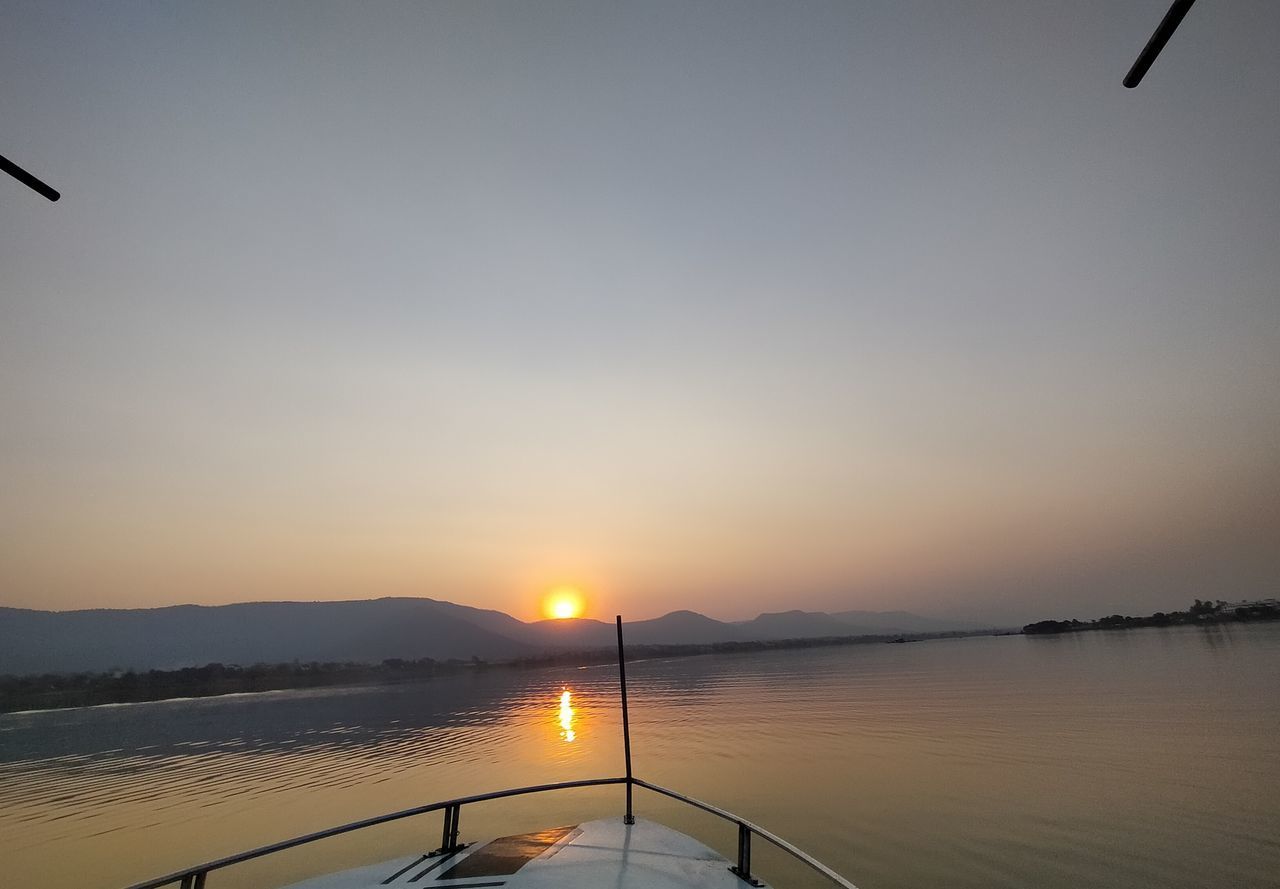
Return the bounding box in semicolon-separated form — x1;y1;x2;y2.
1023;599;1279;635
0;629;997;714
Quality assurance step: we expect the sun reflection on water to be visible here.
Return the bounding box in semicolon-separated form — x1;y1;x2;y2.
558;689;575;743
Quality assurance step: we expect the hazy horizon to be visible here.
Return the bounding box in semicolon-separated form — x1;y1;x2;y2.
3;2;1278;627
3;591;1006;626
0;588;1234;627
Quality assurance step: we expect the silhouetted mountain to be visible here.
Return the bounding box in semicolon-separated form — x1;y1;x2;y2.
736;610;879;639
0;600;536;675
0;598;980;675
630;610;743;644
400;597;539;640
519;617;618;649
828;610;987;634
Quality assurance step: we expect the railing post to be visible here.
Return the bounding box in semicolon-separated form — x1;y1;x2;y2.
432;803;464;856
730;821;761;886
193;873;207;889
179;877;193;889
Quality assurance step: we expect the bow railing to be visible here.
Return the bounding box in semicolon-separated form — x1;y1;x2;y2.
121;776;858;889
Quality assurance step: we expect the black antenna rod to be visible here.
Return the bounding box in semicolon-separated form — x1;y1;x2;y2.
0;152;60;201
616;615;635;825
1124;0;1197;88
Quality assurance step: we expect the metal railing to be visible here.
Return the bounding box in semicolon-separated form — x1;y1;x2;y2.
121;777;626;889
633;779;860;889
121;775;859;889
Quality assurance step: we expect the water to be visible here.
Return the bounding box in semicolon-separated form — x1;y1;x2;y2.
2;624;1278;889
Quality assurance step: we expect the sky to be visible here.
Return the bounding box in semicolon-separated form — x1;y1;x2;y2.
2;1;1277;624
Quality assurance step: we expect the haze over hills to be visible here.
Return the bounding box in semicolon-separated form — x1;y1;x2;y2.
0;598;992;675
736;610;873;640
829;610;987;634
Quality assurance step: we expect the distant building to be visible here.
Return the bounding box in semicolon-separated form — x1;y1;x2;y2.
1218;598;1279;616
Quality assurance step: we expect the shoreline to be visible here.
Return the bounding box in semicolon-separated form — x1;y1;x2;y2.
0;628;1012;715
1024;601;1279;636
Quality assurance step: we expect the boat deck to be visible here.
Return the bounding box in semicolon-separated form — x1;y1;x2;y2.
283;817;769;889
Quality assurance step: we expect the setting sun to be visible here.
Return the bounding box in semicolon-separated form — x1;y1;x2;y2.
542;586;586;620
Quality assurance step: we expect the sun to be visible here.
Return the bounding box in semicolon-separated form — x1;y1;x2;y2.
542;586;586;620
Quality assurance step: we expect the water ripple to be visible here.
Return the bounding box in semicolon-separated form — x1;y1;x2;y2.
2;626;1278;889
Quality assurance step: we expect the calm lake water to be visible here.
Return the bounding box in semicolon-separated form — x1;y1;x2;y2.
2;624;1278;889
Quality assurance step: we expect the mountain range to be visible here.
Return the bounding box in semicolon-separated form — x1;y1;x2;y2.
0;598;990;675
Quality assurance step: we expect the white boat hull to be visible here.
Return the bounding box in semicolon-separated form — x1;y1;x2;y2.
282;817;769;889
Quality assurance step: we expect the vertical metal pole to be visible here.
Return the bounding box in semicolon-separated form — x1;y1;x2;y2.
433;803;465;856
439;804;455;853
193;873;207;889
616;615;635;825
731;822;759;885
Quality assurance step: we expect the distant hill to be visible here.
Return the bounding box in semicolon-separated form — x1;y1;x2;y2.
0;598;983;675
515;611;747;650
736;610;880;639
518;617;618;650
629;610;743;645
0;600;536;675
829;610;987;634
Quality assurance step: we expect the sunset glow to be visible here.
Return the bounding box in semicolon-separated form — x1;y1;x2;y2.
558;689;575;742
542;587;586;620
